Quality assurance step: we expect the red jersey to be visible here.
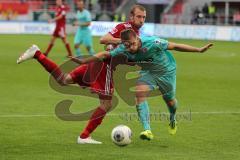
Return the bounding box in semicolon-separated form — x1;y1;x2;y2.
70;22;141;99
55;5;66;27
109;21;140;38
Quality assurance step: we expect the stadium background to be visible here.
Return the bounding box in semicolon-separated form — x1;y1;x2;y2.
0;0;239;159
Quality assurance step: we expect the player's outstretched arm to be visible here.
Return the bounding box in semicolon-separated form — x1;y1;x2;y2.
69;51;110;65
168;42;213;53
100;33;121;45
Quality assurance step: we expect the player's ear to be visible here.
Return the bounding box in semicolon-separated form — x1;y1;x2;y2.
137;36;141;43
129;15;133;21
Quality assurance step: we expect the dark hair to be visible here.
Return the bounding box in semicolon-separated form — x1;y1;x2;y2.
130;4;146;16
120;29;137;40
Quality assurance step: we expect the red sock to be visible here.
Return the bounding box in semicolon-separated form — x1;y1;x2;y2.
80;107;107;139
34;51;64;83
45;43;54;56
65;43;72;56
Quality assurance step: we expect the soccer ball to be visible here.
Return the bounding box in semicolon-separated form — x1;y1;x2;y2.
111;125;132;146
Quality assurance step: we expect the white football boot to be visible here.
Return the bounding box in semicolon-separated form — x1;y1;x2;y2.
77;136;102;144
17;45;40;64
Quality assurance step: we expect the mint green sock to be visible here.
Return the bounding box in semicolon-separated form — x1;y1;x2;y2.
136;101;151;130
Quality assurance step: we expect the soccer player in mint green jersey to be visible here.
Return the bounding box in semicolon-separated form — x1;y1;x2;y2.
73;0;95;56
68;29;213;139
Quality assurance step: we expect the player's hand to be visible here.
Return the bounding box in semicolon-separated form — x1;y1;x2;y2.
199;43;213;53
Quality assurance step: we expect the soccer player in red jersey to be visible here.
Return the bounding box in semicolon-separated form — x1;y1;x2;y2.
17;45;112;144
17;5;147;144
45;0;72;57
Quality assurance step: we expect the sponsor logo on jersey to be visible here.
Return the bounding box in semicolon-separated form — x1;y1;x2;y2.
124;23;132;28
110;28;118;34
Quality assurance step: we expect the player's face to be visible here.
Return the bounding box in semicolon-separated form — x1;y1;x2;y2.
131;8;146;29
56;0;62;6
122;36;140;53
77;1;84;10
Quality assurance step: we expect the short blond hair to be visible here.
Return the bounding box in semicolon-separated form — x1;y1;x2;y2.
130;4;146;16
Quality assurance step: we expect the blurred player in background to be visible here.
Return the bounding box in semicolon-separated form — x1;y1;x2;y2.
73;0;95;57
44;0;72;57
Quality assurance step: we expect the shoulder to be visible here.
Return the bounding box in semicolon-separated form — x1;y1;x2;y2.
84;9;91;14
140;36;156;43
118;22;134;29
109;23;125;36
142;36;167;44
148;36;169;50
123;22;133;28
111;22;131;34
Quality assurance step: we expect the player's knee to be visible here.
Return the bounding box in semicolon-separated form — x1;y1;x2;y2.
62;74;74;85
105;102;113;112
136;96;146;105
100;100;112;112
166;99;177;107
135;90;148;104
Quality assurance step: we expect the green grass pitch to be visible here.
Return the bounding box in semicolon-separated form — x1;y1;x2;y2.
0;34;239;160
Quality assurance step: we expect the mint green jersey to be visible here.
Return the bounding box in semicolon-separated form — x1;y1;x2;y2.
110;36;176;75
76;9;91;30
110;36;177;99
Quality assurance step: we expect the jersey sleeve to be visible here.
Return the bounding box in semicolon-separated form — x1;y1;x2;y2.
109;45;125;57
154;37;169;50
109;23;125;38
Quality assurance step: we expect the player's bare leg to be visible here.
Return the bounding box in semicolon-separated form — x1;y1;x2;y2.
45;36;56;56
61;37;72;57
135;83;153;140
77;98;112;144
17;45;73;85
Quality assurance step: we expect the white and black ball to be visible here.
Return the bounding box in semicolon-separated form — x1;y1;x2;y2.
111;125;132;146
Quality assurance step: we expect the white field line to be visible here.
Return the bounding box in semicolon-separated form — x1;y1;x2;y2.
0;111;240;118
